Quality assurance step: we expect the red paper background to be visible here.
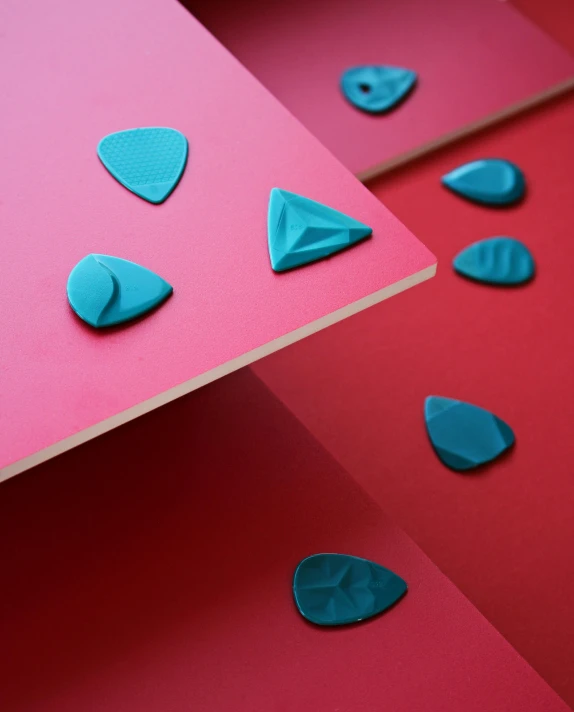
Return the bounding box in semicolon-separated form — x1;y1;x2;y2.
254;92;574;705
512;0;574;54
1;370;567;712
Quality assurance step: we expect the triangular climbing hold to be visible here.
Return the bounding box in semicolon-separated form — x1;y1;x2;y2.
340;65;417;113
453;237;535;285
293;553;407;626
424;396;515;472
441;159;525;206
98;127;188;204
67;254;173;328
267;188;372;272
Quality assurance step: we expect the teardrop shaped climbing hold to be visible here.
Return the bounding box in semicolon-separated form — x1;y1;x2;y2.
340;65;417;113
67;254;173;328
453;237;535;285
98;127;188;204
293;553;407;626
441;159;525;206
424;396;515;472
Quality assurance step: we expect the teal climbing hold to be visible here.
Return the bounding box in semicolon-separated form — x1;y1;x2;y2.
453;237;535;285
98;127;188;204
340;65;417;113
67;254;172;328
441;159;525;206
293;553;407;626
268;188;372;272
424;396;515;472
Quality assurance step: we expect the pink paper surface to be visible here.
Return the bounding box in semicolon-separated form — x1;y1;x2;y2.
0;369;569;712
0;0;435;475
187;0;574;177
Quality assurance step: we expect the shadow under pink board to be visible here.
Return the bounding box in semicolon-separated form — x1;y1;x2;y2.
186;0;574;179
0;369;569;712
0;0;435;482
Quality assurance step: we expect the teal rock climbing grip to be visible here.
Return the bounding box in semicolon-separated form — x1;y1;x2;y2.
268;188;372;272
293;553;407;626
441;159;525;206
453;237;535;285
98;127;188;204
424;396;515;472
67;254;173;328
340;65;417;113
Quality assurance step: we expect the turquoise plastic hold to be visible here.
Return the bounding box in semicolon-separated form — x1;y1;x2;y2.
268;188;372;272
67;254;173;328
424;396;515;472
441;159;525;206
340;65;417;113
453;237;535;285
98;128;188;204
293;553;407;626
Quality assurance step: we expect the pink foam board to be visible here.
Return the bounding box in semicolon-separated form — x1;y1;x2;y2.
0;0;436;481
186;0;574;179
0;369;570;712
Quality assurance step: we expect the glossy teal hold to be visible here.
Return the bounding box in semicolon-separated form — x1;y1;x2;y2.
340;65;417;113
424;396;515;472
293;553;407;626
67;254;173;328
453;237;535;285
268;188;372;272
98;128;188;204
441;159;525;206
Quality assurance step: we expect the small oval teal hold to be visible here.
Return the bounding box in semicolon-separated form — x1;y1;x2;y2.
67;254;173;328
293;553;407;626
424;396;515;472
340;65;417;114
441;159;525;206
98;127;188;204
453;237;535;285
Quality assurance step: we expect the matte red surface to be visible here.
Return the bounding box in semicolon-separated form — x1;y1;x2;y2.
253;92;574;705
185;0;574;178
512;0;574;53
0;370;568;712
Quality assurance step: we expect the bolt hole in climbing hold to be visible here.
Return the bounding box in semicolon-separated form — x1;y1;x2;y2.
359;83;371;93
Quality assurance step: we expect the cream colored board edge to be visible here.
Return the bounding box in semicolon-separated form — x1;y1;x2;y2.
1;263;437;484
357;77;574;183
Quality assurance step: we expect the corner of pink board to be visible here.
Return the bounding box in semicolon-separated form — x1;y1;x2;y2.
0;0;435;481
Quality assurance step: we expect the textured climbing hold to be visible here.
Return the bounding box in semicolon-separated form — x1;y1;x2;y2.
340;65;417;113
268;188;372;272
441;159;525;206
424;396;515;472
293;553;407;626
453;237;535;285
98;127;188;204
67;254;172;328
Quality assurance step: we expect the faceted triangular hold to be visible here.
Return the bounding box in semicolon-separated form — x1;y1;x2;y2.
441;159;525;206
67;254;173;328
453;237;535;285
267;188;372;272
293;553;407;626
98;127;188;204
340;65;417;113
424;396;515;472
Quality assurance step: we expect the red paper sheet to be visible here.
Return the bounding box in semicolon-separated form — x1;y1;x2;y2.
253;92;574;705
0;370;568;712
512;0;574;53
186;0;574;178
